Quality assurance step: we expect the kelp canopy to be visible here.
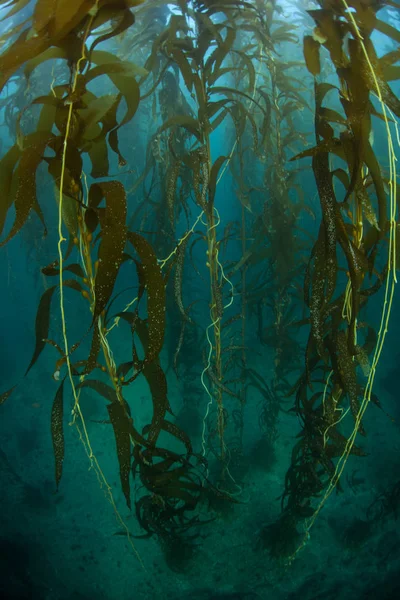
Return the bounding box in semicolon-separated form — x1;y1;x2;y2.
1;0;400;578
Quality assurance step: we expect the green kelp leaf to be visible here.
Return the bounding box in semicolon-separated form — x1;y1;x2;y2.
93;181;127;319
107;401;132;509
26;286;58;375
89;6;134;55
303;35;320;76
127;232;166;366
51;378;65;490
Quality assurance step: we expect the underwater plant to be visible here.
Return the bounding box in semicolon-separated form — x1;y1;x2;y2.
0;0;399;580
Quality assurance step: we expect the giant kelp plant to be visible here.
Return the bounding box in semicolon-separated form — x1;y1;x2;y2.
0;0;399;576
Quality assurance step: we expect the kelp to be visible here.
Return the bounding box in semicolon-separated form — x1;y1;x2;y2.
278;0;400;549
51;378;65;491
1;0;399;573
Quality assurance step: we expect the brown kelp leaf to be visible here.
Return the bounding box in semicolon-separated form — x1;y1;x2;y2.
1;0;31;21
375;18;400;45
209;86;265;113
336;331;365;436
303;35;321;76
361;38;400;118
174;233;193;323
161;420;192;453
84;318;102;375
362;140;387;232
332;168;350;192
157;114;202;141
0;132;51;246
79;94;119;140
85;63;141;128
24;47;67;80
0;29;49;94
0;145;21;238
209;155;227;205
142;362;169;446
357;185;379;230
127;232;166;366
170;46;193;92
0;385;17;405
33;0;91;37
41;263;85;277
84;207;99;233
87;137;109;178
107;401;132;509
51;378;65;490
26;286;57;375
76;379;118;403
89;6;134;54
320;107;346;125
309;236;329;359
290;138;343;162
166;161;180;229
93;181;127;319
0;0;126;93
308;9;346;69
327;428;366;458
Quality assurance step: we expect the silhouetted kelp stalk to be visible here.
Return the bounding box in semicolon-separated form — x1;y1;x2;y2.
279;0;399;562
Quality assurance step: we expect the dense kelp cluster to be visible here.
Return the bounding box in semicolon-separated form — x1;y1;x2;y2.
0;0;399;572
